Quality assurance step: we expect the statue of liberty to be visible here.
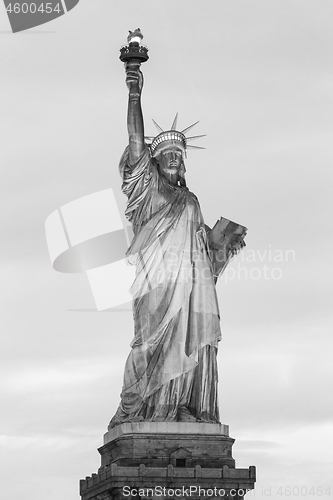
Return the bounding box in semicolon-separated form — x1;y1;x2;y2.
109;31;246;429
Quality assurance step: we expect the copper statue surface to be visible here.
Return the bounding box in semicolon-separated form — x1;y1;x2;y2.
109;32;245;429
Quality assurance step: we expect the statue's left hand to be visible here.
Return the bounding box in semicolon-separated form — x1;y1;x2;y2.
229;236;246;256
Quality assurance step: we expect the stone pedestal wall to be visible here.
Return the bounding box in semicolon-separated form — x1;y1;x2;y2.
79;422;256;500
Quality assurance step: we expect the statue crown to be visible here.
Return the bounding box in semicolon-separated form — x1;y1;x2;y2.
145;114;206;157
150;130;187;155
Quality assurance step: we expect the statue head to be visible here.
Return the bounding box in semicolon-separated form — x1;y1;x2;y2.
151;132;186;186
146;115;205;186
153;141;186;186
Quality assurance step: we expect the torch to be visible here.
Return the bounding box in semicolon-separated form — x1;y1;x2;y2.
119;28;149;73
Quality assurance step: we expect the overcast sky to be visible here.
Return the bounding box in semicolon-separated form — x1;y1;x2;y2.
1;1;332;499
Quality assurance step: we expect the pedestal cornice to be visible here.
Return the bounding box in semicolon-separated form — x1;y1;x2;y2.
104;421;229;445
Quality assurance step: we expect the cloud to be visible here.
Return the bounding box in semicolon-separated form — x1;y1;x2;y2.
1;358;122;394
0;433;83;450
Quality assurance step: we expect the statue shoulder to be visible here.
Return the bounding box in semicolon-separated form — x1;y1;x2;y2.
119;144;152;176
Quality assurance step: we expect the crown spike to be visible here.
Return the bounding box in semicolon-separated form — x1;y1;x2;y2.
152;119;164;133
187;145;206;150
186;134;206;142
170;113;178;131
181;121;199;135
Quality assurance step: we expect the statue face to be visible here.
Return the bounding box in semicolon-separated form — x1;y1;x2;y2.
156;146;184;184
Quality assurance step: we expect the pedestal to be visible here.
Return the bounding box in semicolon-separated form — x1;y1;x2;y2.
80;422;256;500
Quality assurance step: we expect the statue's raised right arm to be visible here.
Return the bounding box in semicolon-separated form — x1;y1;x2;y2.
125;62;145;165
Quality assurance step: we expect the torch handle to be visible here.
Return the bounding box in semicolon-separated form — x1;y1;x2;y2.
126;59;142;70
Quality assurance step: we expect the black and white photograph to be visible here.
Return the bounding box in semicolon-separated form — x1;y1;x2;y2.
1;1;332;499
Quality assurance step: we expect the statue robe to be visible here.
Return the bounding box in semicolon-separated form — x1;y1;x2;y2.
109;146;221;427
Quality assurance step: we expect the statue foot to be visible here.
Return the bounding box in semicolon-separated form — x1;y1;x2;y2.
177;407;197;422
108;420;119;430
108;415;145;430
196;418;220;424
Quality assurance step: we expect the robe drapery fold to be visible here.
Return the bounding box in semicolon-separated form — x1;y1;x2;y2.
109;146;221;427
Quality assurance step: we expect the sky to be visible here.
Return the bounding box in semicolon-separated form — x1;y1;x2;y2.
1;0;333;499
